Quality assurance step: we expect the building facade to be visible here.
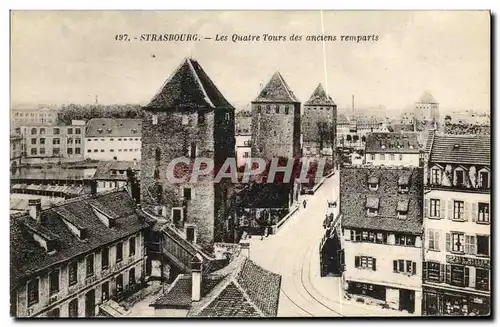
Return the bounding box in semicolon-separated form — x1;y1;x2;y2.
302;83;337;156
12;107;58;127
340;166;423;315
84;118;142;162
365;132;421;167
140;58;236;246
21;121;85;161
422;134;490;316
94;161;141;193
10;131;23;169
10;189;148;317
414;91;440;125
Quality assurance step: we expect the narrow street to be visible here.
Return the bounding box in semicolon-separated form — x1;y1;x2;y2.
249;173;411;317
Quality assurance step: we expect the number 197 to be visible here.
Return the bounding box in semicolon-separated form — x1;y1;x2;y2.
115;34;130;41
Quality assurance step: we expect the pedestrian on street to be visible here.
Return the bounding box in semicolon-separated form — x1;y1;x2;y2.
260;224;266;240
303;199;307;209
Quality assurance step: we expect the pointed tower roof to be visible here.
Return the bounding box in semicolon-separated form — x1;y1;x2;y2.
417;91;437;104
253;72;299;103
145;58;234;111
305;83;335;106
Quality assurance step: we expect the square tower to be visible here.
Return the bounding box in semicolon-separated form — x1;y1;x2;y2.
141;58;236;246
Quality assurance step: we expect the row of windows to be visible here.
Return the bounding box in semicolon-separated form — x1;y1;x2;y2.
369;153;405;161
30;148;82;156
151;112;211;126
426;199;489;223
430;167;490;189
257;105;292;115
87;148;140;153
305;106;333;111
44;268;137;317
424;262;489;291
87;138;140;142
353;256;418;276
443;233;490;256
31;138;81;145
15;112;55;117
349;230;417;247
27;238;136;307
31;128;81;135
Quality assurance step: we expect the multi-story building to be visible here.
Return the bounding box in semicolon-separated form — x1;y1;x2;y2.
84;118;142;162
414;92;439;125
422;134;490;316
337;115;387;151
21;120;85;161
140;57;236;246
302;83;337;156
340;166;424;315
10;188;148;317
365;132;421;167
10;130;23;169
11;107;58;127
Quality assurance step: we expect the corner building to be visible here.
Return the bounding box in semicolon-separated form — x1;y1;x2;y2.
140;58;236;246
340;166;424;315
422;134;490;316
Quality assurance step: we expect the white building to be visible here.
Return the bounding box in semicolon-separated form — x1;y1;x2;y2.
365;132;421;167
85;119;141;162
340;166;424;315
422;133;490;316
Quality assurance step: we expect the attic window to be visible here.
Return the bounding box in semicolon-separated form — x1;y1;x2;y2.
397;199;409;219
398;172;411;193
368;176;379;191
366;196;379;216
381;145;386;149
97;128;103;134
266;105;271;114
182;115;189;125
285;106;290;114
132;128;137;134
453;144;460;150
107;128;112;133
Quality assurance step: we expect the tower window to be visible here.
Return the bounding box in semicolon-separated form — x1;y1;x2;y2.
155;148;161;162
285;106;289;114
266;105;271;114
183;187;192;200
152;114;158;125
198;112;206;125
257;105;261;114
275;105;280;114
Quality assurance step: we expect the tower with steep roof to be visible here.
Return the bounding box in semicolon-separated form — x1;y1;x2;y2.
251;72;301;161
414;91;440;125
302;83;337;155
141;58;236;246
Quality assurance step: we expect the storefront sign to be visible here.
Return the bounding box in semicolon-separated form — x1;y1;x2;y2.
446;255;490;269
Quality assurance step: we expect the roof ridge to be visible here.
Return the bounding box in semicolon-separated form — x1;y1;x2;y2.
276;72;295;102
186;59;215;108
148;58;189;108
232;279;265;316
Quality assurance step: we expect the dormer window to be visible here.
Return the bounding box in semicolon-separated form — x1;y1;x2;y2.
152;114;158;125
454;168;465;187
275;105;280;114
478;169;490;189
398;172;411;194
266;105;271;114
257;105;262;114
430;166;442;185
107;128;112;133
131;128;137;134
397;199;409;219
366;196;379;216
368;176;379;191
182;115;189;125
198;112;206;125
97;128;103;134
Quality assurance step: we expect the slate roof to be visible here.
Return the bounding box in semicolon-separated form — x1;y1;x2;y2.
305;83;335;106
94;161;140;181
365;132;420;153
340;166;423;234
86;118;142;138
428;134;491;166
152;254;281;317
417;91;437;103
145;58;234;111
10;189;148;288
254;72;299;103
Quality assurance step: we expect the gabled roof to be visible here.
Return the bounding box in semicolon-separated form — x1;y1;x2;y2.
429;134;490;166
305;83;335;106
253;72;299;103
152;254;281;317
337;114;349;125
365;132;420;153
340;166;423;234
417;91;437;103
86;118;141;138
145;58;234;111
10;189;148;288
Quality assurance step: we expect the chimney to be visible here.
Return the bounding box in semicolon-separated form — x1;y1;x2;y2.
190;254;203;302
28;198;42;223
239;239;250;258
90;179;97;195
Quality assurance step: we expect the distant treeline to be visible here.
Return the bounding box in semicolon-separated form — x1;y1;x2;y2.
57;104;144;125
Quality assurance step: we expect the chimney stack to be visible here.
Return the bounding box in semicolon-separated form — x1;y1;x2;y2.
190;254;203;302
239;239;250;258
28;198;42;223
90;179;97;195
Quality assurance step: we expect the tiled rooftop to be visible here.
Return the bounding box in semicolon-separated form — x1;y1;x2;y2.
428;134;490;166
340;166;423;234
304;83;335;106
365;132;420;153
86;118;142;138
145;58;234;110
253;72;299;103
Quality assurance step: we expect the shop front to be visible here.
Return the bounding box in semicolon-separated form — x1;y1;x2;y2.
423;286;490;316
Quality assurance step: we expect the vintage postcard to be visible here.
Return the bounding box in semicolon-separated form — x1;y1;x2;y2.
9;10;490;318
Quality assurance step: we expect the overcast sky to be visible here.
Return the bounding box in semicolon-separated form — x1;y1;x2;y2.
10;11;490;115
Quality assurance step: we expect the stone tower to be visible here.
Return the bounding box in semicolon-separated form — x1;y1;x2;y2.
302;83;337;155
414;91;439;126
251;72;301;161
141;58;236;245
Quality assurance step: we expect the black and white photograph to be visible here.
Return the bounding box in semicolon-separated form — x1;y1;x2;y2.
8;10;491;318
